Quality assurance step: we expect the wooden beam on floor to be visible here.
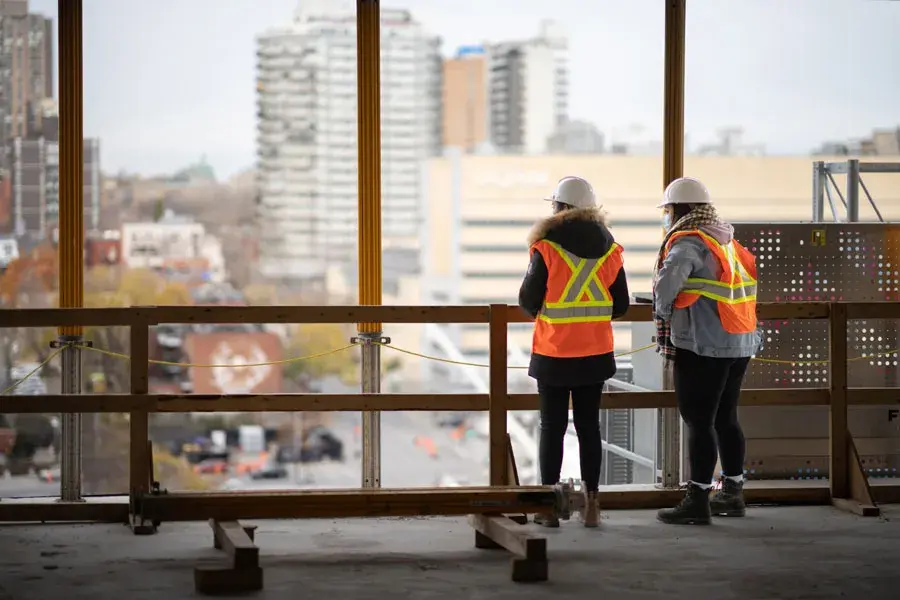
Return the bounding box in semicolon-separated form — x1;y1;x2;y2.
139;486;560;522
135;483;832;523
474;435;528;550
832;434;880;517
212;519;257;549
194;520;263;595
0;501;129;523
468;515;548;583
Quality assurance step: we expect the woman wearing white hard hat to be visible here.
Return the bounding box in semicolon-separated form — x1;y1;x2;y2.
518;176;630;528
652;177;761;525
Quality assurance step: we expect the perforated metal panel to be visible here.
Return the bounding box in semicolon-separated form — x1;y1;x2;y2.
733;223;900;480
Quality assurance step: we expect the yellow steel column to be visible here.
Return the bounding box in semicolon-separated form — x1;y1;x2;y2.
356;0;383;488
662;0;686;187
57;0;86;502
659;0;687;489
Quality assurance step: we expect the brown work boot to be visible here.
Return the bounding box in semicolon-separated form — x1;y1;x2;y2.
709;477;746;517
581;491;599;528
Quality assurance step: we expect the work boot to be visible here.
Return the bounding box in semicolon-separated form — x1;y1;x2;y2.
709;477;746;517
533;512;560;528
581;491;599;528
657;482;712;525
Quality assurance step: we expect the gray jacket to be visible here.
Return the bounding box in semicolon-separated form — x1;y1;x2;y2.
653;223;761;358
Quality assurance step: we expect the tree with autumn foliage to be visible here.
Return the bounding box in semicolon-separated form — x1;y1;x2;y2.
83;266;193;393
0;242;60;381
284;323;360;388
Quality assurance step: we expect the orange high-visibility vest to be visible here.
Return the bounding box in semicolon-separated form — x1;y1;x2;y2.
530;239;624;358
663;230;758;334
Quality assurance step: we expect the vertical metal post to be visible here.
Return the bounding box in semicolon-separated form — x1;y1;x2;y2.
59;337;83;501
356;0;383;488
812;161;826;222
57;0;85;503
359;333;382;488
846;159;860;222
659;0;686;488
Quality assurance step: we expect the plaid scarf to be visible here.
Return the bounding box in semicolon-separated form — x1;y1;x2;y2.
652;204;725;358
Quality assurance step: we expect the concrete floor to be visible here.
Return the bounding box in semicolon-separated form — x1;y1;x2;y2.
1;505;899;600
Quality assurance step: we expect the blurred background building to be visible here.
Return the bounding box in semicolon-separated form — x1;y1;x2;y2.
255;2;441;287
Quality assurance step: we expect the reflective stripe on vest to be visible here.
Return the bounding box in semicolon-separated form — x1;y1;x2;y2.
666;230;757;304
538;241;618;324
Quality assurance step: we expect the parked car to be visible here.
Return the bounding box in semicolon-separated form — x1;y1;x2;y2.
193;458;229;475
277;427;344;463
436;412;466;429
250;465;288;480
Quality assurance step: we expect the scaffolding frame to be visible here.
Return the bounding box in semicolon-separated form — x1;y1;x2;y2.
49;0;692;499
812;160;900;223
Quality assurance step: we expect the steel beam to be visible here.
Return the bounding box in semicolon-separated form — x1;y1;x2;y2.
356;0;384;488
659;0;687;488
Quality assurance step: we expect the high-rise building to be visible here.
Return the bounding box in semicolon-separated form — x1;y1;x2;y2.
487;20;568;155
255;2;442;284
442;46;489;152
0;0;53;168
9;132;101;239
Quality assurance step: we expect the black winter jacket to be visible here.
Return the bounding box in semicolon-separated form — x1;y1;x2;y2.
517;207;629;387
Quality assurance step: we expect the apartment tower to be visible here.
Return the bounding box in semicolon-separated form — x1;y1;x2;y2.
255;1;442;284
487;20;569;154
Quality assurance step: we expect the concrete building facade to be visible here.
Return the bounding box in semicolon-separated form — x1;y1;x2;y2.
256;2;441;284
9;137;100;238
441;46;489;152
419;153;900;370
487;20;568;155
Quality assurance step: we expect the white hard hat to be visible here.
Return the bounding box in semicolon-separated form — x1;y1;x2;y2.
658;177;711;208
544;176;597;209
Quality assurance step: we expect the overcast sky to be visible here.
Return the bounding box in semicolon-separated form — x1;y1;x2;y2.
29;0;900;179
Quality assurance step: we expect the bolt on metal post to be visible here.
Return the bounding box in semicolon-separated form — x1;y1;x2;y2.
357;332;384;488
58;336;84;502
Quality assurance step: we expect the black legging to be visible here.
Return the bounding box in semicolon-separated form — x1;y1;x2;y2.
537;382;604;492
674;348;750;484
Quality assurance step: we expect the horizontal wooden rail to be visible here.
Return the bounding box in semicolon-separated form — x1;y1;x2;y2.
0;388;860;414
847;388;900;406
0;301;850;329
0;305;492;328
845;302;900;320
506;302;833;323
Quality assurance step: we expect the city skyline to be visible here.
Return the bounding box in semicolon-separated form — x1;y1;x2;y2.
26;0;900;179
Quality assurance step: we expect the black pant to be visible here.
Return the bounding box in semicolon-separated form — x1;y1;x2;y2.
674;349;750;484
537;381;604;492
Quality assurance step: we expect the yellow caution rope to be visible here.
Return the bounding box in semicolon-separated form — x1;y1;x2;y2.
373;342;658;369
0;343;70;396
2;338;898;398
82;343;359;368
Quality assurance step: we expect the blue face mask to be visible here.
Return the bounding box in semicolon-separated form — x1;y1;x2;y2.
662;211;673;232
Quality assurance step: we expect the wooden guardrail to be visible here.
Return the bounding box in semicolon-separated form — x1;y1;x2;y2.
0;301;897;523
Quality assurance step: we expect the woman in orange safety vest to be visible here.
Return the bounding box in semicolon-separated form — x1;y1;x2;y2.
518;176;629;529
652;177;761;526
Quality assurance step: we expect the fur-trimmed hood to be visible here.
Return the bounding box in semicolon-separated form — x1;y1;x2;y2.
527;207;608;247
